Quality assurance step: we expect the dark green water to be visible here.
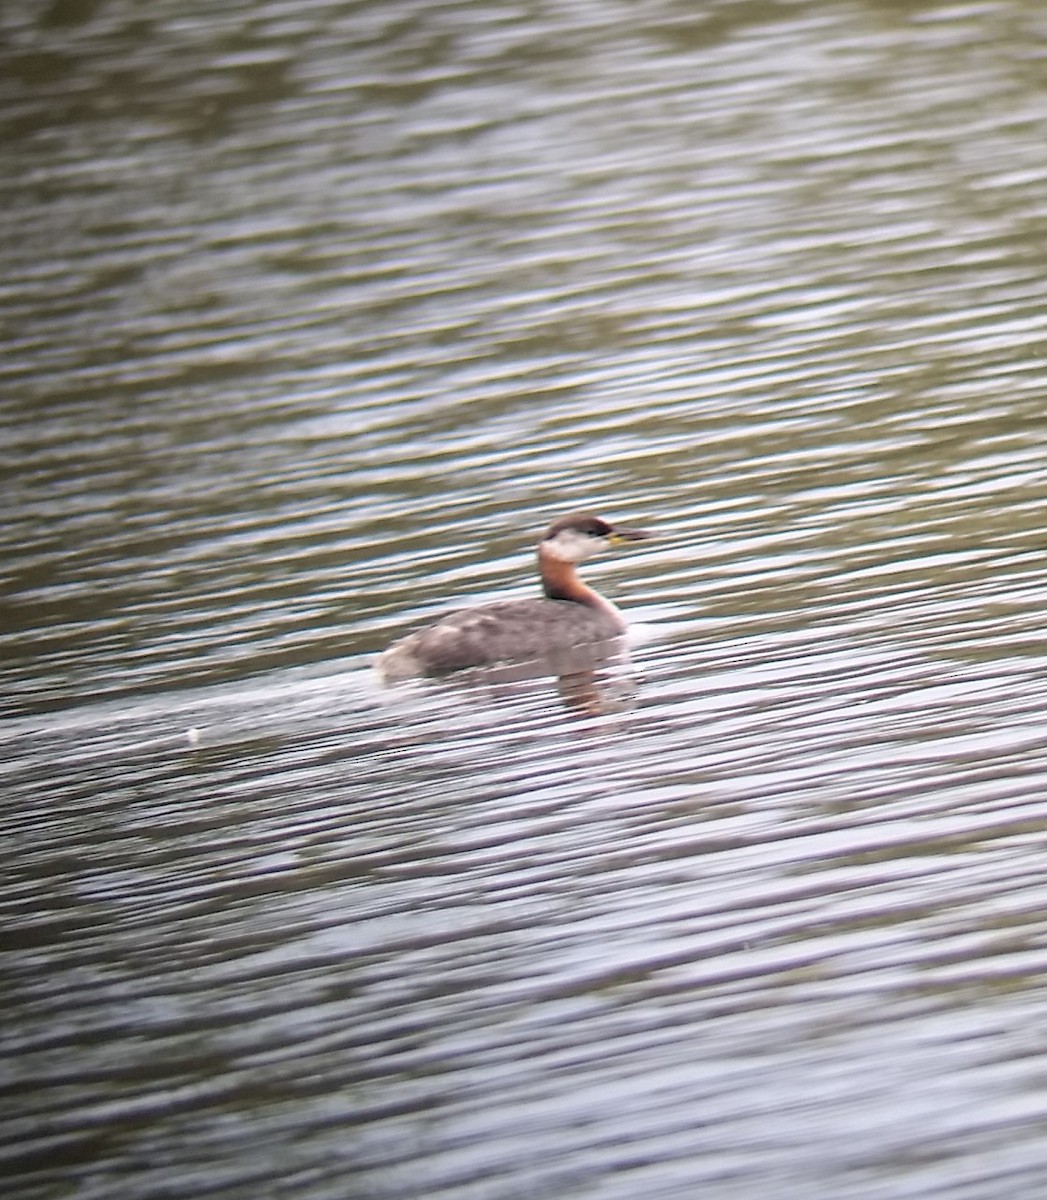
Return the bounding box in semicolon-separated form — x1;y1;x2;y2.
4;2;1047;1197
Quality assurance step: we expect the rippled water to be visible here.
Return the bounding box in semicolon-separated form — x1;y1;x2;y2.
5;1;1047;1197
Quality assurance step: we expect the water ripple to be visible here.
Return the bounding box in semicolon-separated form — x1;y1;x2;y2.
5;1;1047;1197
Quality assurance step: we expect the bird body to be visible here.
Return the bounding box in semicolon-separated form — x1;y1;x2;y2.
377;513;649;681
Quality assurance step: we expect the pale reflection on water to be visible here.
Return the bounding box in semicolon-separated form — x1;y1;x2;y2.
4;1;1047;1197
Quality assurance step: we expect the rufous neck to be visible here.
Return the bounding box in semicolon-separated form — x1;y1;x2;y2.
538;547;625;631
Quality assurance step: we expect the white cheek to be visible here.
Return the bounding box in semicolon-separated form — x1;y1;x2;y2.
547;530;602;562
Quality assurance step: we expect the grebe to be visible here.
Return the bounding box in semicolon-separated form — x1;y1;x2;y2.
377;512;650;681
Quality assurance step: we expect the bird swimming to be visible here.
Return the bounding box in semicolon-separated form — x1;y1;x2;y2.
376;512;651;681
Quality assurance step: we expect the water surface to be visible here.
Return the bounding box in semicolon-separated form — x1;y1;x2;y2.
4;1;1047;1197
